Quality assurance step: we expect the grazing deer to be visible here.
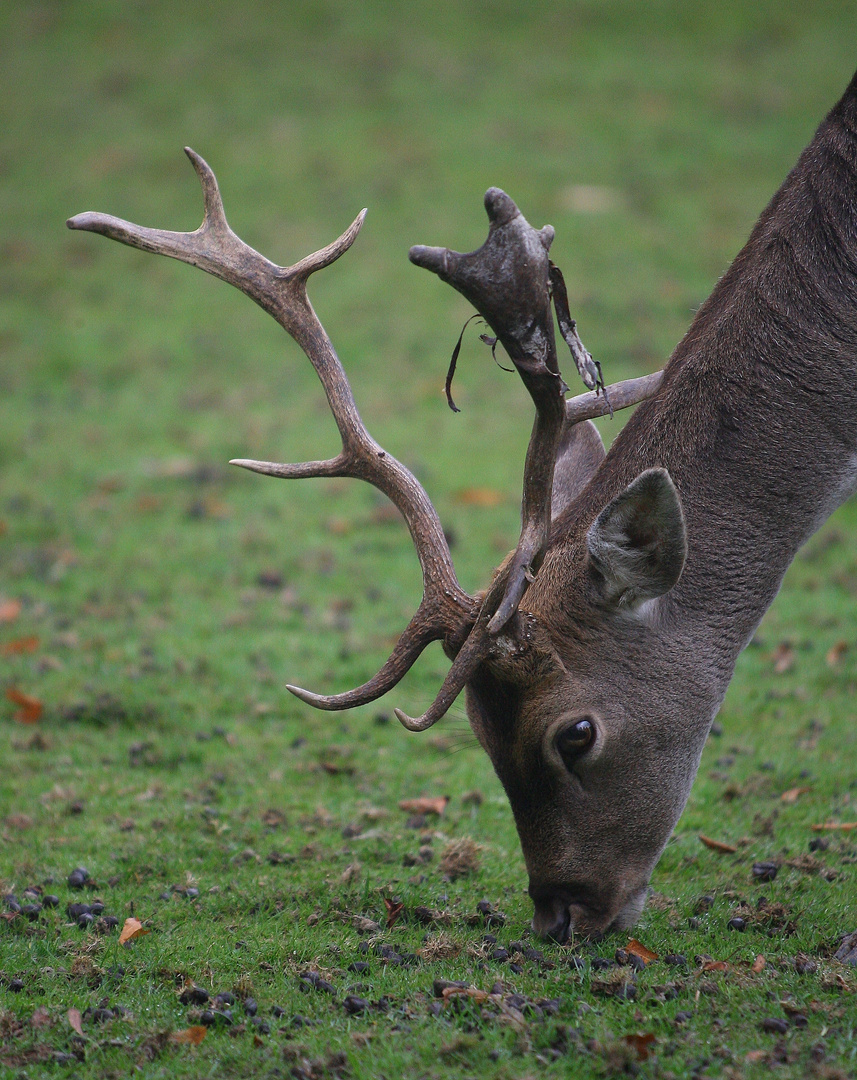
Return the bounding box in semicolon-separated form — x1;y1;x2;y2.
69;71;857;941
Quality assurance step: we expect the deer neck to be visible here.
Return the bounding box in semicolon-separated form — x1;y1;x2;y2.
538;76;857;687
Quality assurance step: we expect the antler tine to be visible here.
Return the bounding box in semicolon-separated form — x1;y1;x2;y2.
69;149;478;712
564;370;664;425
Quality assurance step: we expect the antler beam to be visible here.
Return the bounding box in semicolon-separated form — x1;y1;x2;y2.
68;148;479;711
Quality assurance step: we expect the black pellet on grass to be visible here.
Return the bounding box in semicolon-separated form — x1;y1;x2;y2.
179;985;209;1005
591;958;615;971
664;954;688;968
348;961;370;974
727;917;746;931
213;992;235;1006
42;895;59;908
675;1011;693;1024
68;868;89;889
809;837;830;853
760;1017;789;1035
343;995;369;1014
752;861;778;882
243;997;258;1016
77;913;95;929
67;903;90;920
7;979;24;993
250;1017;270;1034
21;904;41;920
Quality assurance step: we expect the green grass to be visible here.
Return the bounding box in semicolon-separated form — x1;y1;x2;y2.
2;1;857;1076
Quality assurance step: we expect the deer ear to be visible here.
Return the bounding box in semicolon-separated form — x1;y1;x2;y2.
587;468;686;608
551;419;606;521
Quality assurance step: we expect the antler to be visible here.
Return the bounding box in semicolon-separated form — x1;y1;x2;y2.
69;159;663;733
396;190;664;729
68;148;479;711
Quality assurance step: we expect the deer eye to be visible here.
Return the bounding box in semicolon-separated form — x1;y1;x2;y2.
555;718;595;765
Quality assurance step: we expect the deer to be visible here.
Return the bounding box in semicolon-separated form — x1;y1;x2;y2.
68;70;857;942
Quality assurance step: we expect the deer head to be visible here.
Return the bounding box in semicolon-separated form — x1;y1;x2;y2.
70;74;857;938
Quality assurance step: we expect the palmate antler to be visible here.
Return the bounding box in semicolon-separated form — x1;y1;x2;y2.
68;151;662;730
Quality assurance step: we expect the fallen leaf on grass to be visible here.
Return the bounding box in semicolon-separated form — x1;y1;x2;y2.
169;1026;207;1045
5;687;42;724
780;786;811;804
67;1008;83;1036
442;986;490;1003
752;955;767;973
398;796;449;815
701;960;730;973
810;821;857;832
626;939;658;965
0;912;19;923
699;834;737;853
0;599;21;623
384;897;404;929
119;917;150;945
771;642;795;674
746;1049;768;1063
1;637;39;655
452;487;505;507
623;1033;656;1061
826;640;848;667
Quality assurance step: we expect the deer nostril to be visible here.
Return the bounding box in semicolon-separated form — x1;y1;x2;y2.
530;894;571;943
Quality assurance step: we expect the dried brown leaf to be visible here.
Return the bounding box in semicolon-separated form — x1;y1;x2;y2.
701;960;730;973
626;938;659;965
623;1033;656;1061
752;955;767;973
398;796;449;816
119;917;150;945
780;786;811;804
1;636;39;655
5;687;42;724
811;821;857;832
698;834;737;853
442;986;489;1003
826;640;848;667
772;642;795;674
67;1008;83;1036
452;487;505;507
384;897;404;929
170;1026;207;1045
0;599;21;623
